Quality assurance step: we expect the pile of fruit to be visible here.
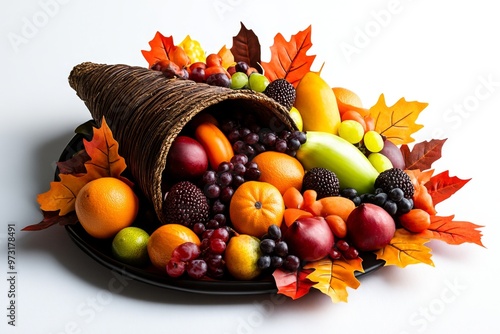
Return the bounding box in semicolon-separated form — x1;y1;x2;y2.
26;24;484;302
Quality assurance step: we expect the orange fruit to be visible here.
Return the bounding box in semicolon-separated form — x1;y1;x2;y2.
147;224;201;270
251;151;305;195
332;87;369;117
75;177;139;239
229;181;285;238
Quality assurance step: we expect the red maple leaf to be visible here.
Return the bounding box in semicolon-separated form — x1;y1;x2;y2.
272;267;315;300
425;170;470;205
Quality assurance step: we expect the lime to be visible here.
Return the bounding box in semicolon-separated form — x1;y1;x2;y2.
112;227;150;266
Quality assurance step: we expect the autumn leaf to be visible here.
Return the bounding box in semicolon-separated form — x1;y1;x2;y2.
261;26;316;87
421;215;484;247
218;45;235;69
141;31;176;68
231;22;261;70
425;171;471;206
370;94;428;145
56;149;90;175
304;256;364;303
35;117;130;218
401;139;447;171
272;267;315;300
375;229;434;268
22;211;78;231
83;117;128;179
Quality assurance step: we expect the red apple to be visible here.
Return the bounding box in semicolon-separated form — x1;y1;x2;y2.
165;136;208;181
284;216;334;262
346;203;396;252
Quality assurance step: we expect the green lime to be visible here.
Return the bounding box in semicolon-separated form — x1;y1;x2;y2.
111;227;150;266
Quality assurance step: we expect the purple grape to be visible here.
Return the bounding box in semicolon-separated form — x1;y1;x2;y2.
171;242;201;262
206;73;230;87
186;259;208;279
218;171;233;187
204;183;221;199
166;259;186;278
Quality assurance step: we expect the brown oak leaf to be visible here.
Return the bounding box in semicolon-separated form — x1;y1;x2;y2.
401;139;447;171
231;22;261;70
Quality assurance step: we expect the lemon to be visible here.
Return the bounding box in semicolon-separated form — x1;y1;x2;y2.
289;107;303;131
112;227;150;266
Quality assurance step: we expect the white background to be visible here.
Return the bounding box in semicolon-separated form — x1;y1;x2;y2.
1;0;499;333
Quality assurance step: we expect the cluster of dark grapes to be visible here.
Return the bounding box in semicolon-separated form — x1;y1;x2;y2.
197;154;261;235
341;187;413;216
257;225;300;272
328;239;359;260
166;227;232;280
220;116;307;160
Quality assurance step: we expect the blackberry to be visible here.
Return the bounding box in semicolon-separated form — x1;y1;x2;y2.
302;167;340;199
374;168;414;199
264;79;296;110
163;181;210;227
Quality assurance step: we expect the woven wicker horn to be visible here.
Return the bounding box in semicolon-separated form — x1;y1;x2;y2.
68;62;296;224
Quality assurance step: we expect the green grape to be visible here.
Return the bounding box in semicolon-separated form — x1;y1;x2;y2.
248;73;269;92
368;152;393;173
363;130;384;152
230;72;248;90
338;120;364;144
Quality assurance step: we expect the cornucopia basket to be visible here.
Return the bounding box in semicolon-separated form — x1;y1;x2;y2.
68;62;297;224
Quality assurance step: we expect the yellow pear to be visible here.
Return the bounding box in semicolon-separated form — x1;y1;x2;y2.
294;72;341;134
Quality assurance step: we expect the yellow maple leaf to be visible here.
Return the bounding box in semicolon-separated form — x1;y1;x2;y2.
375;229;435;268
369;94;428;145
304;256;364;303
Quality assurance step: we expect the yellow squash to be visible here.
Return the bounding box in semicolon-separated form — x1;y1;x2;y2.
294;72;341;134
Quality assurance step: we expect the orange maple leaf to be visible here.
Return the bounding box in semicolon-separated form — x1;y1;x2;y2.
421;215;484;247
370;94;427;145
304;256;364;303
375;229;434;268
36;117;129;216
141;31;176;68
261;25;316;87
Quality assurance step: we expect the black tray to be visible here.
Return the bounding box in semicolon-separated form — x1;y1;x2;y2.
60;132;385;295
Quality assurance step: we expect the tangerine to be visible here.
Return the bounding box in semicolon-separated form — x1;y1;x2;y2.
229;181;285;238
251;151;305;195
147;224;200;270
75;177;139;239
332;87;368;117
